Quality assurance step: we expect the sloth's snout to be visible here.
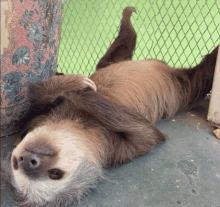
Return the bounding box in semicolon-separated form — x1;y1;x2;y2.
13;151;43;179
12;139;60;179
13;148;57;179
18;151;41;171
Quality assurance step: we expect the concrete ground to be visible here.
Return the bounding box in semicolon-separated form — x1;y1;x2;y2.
1;100;220;207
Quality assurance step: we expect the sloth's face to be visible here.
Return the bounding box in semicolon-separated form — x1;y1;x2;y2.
10;120;103;206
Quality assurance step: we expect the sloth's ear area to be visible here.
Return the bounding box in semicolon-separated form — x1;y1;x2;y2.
18;93;66;139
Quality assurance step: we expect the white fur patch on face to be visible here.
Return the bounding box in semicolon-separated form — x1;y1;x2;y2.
11;120;100;204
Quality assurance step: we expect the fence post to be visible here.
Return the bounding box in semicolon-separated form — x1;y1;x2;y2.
208;45;220;125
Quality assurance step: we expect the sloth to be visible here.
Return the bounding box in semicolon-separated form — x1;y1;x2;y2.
2;6;219;207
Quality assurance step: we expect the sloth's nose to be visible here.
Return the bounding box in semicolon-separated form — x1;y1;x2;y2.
13;147;56;179
18;151;41;172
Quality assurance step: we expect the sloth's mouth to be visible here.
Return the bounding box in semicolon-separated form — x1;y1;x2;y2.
48;168;64;180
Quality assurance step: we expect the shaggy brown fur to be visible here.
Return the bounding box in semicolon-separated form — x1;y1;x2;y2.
96;7;137;70
2;6;219;207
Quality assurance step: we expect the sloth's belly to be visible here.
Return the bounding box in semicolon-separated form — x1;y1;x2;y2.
90;60;179;123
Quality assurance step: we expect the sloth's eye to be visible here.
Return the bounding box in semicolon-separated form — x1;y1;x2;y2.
48;168;64;180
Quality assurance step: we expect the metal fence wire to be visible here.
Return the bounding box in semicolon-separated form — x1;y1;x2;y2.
57;0;220;76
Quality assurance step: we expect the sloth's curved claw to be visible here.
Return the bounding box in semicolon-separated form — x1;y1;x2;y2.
77;74;97;92
123;6;136;15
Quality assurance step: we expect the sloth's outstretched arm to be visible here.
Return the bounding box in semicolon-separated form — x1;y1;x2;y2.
74;90;166;165
96;7;137;70
19;74;96;138
28;74;96;107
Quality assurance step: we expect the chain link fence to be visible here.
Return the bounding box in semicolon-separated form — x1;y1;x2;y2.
57;0;220;76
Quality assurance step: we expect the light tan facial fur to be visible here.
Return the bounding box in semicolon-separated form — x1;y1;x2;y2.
9;120;105;206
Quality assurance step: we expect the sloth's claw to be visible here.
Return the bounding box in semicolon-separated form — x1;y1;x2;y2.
77;74;97;92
